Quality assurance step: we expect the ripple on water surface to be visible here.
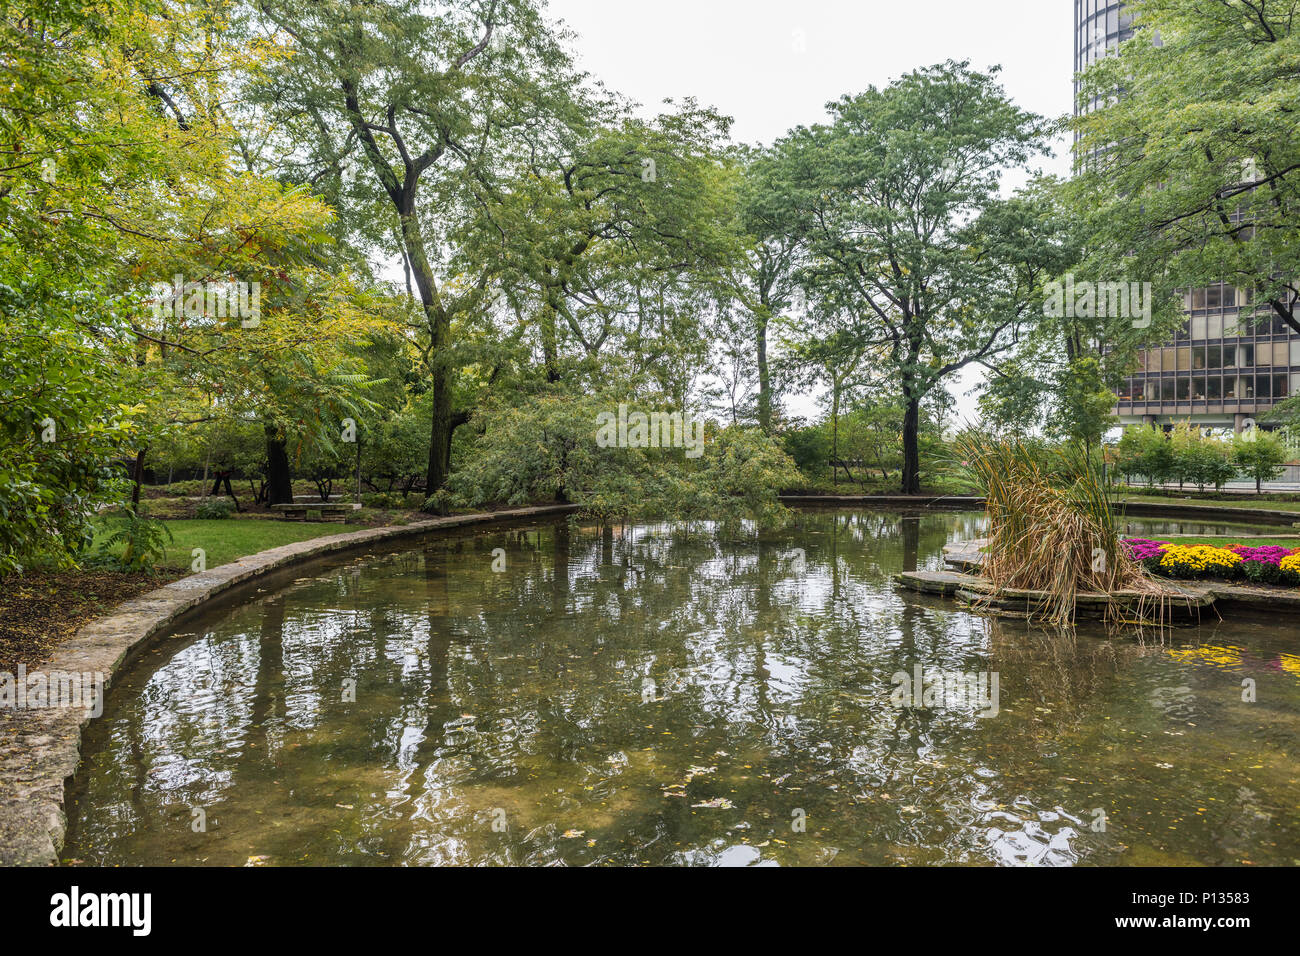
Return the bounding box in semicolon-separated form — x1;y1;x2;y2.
63;511;1300;866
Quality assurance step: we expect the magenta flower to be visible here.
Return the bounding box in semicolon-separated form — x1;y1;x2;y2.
1227;545;1296;567
1122;538;1170;562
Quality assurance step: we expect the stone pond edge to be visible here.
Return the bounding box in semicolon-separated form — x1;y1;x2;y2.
0;504;580;867
4;494;1293;865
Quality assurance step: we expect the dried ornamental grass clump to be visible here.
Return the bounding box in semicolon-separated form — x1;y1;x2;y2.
952;433;1165;626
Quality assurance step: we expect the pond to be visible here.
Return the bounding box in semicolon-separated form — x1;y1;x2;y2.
63;510;1300;866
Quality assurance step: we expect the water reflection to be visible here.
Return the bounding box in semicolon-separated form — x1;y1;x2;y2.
64;511;1300;867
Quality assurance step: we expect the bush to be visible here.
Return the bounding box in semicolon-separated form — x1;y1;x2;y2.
93;511;174;574
1233;430;1290;493
195;499;234;519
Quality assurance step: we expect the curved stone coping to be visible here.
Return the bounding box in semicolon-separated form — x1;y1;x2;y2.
1117;499;1300;527
933;540;1300;615
0;504;580;867
780;494;986;509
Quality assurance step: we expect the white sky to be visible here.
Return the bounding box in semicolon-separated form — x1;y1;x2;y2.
544;0;1077;423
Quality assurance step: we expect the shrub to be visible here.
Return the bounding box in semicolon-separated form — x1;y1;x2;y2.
195;499;234;520
93;511;174;574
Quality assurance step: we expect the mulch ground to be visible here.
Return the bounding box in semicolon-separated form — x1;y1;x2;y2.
0;569;182;671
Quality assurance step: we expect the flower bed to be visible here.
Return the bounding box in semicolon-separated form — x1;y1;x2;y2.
1123;538;1300;587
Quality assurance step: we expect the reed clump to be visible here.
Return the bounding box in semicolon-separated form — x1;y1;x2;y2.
952;433;1167;626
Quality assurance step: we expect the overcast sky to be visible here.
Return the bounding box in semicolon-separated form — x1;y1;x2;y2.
543;0;1078;422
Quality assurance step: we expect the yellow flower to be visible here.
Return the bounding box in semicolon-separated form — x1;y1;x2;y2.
1159;545;1241;577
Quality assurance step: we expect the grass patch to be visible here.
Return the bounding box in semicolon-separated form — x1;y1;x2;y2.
1141;535;1300;549
1118;494;1300;514
91;517;349;570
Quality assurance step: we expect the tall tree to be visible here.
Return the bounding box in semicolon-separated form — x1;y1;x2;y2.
769;61;1054;492
253;0;573;494
725;146;803;434
1074;0;1300;336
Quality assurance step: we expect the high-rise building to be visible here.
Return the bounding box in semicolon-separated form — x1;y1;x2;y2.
1074;0;1300;433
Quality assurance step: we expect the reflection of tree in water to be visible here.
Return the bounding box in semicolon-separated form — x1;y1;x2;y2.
64;509;1300;866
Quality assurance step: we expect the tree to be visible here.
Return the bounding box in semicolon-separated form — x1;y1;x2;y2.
1115;425;1174;488
1168;422;1234;492
1234;430;1290;494
254;0;574;495
768;61;1054;493
1074;0;1300;335
454;97;739;401
723;146;804;434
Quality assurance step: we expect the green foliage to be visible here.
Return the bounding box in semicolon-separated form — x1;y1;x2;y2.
361;398;431;492
93;512;174;574
447;392;800;533
767;61;1055;492
1050;357;1118;449
1233;430;1291;493
1115;426;1176;487
195;499;235;520
781;423;832;476
1074;0;1300;336
0;317;137;574
1166;423;1237;492
659;426;804;535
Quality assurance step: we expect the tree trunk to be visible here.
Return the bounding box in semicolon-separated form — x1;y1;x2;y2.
756;308;772;434
901;394;922;495
427;381;452;494
130;449;147;513
264;425;293;505
830;378;840;488
392;211;453;497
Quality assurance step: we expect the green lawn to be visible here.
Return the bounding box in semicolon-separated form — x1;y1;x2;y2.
1137;535;1300;548
1118;494;1300;514
92;517;349;570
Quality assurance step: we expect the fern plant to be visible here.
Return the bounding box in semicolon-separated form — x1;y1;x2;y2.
96;511;174;574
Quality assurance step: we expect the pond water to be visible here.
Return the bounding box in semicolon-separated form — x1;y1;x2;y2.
64;510;1300;866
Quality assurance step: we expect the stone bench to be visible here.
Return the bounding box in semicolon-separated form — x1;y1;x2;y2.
271;502;362;522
